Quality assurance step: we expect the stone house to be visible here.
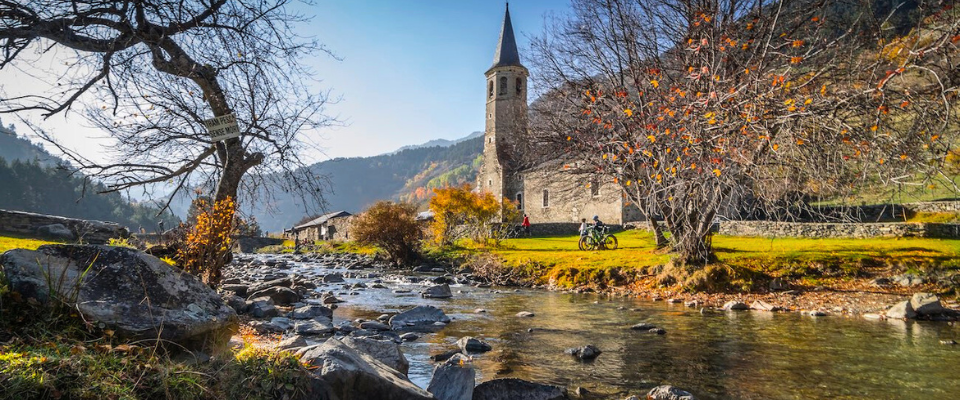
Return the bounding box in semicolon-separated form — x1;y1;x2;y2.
290;211;353;242
477;5;642;226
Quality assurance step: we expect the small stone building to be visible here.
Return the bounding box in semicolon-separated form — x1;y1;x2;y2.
290;211;353;242
477;5;642;225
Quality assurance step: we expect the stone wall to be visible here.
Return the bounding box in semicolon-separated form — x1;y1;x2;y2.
234;236;285;253
0;209;128;244
529;223;622;237
522;167;627;224
785;201;960;222
718;220;960;239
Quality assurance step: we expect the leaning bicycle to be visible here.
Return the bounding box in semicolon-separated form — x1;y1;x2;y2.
578;226;618;250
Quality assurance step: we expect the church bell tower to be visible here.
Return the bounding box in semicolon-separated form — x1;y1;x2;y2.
480;3;528;210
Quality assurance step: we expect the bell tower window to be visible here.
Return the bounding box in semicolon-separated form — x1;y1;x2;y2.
499;77;507;95
488;81;494;99
516;78;523;94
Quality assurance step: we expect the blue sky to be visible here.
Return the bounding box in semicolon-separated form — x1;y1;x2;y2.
305;0;566;158
6;1;569;162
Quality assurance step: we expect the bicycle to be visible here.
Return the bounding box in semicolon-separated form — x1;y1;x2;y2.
578;225;618;250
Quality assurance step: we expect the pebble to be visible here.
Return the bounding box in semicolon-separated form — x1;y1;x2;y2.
941;340;957;345
516;311;535;318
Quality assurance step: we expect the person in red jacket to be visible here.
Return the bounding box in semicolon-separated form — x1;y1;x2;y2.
521;214;531;236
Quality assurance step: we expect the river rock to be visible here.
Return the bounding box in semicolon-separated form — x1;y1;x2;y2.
427;353;475;400
341;336;410;375
300;338;431;399
37;223;75;240
0;245;236;350
722;301;749;311
277;335;309;351
893;274;924;287
910;293;945;316
222;293;246;314
457;336;493;353
246;286;300;306
248;277;293;293
473;378;568;400
247;297;279;318
292;305;334;320
422;284;453;299
400;333;420;342
750;300;782;312
322;273;345;283
222;284;250;297
630;323;657;330
646;385;696;400
295;318;335;335
320;291;343;304
360;321;392;331
566;345;601;361
885;300;917;320
389;305;451;330
516;311;535;318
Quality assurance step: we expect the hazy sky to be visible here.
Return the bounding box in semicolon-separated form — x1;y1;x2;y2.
3;0;568;163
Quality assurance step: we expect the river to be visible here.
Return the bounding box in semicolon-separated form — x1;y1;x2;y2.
287;261;960;400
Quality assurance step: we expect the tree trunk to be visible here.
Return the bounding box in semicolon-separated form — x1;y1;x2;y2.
649;218;667;249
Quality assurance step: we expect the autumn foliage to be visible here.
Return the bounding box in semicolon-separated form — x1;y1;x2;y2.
531;0;960;267
177;196;236;286
429;185;521;247
351;201;422;265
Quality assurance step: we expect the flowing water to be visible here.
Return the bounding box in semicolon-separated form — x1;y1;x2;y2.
288;262;960;400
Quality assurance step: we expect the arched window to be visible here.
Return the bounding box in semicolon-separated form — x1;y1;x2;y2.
499;77;507;95
488;179;493;188
542;189;549;207
488;81;494;98
516;192;523;210
516;77;523;94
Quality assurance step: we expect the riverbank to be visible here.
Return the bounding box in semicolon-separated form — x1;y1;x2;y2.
440;230;960;318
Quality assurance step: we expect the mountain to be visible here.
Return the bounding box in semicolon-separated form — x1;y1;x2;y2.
0;123;180;231
391;131;483;153
248;135;484;232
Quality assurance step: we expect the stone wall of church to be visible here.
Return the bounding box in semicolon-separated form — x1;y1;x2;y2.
519;169;626;224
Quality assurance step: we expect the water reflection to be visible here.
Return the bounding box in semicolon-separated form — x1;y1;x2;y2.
305;265;959;400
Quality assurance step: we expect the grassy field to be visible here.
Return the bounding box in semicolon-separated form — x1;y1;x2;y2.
463;230;960;289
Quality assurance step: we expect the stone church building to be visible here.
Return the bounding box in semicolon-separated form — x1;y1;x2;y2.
478;5;641;225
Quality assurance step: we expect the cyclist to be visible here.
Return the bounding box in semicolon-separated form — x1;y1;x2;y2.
592;215;605;229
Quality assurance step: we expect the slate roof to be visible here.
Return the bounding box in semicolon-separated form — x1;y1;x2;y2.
293;211;352;230
490;3;523;69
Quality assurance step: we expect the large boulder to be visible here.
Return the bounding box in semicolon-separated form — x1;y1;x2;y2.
341;336;410;375
427;353;475;400
646;385;696;400
300;338;433;400
389;305;451;331
473;378;568;400
0;245;236;349
37;224;75;240
422;284;453;299
909;293;945;316
885;300;917;320
292;305;334;320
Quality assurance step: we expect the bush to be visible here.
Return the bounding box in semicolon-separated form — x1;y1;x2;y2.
351;201;422;265
177;197;236;286
428;184;520;247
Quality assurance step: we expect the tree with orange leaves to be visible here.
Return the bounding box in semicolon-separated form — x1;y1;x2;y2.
530;0;959;274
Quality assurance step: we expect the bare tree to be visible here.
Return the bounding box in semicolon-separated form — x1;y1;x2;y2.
529;0;959;272
1;0;335;283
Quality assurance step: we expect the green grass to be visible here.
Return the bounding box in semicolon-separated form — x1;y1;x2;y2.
0;234;60;253
460;230;960;289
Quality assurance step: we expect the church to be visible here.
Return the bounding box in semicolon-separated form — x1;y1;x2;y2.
477;4;642;225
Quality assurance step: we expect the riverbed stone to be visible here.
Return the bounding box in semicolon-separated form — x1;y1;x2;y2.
893;274;924;287
647;385;696;400
300;338;431;399
360;321;391;331
630;323;657;331
247;297;279;318
322;273;345;283
341;336;410;375
0;245;236;350
473;378;568;400
295;318;335;335
750;300;782;312
37;224;75;240
422;284;453;299
457;336;493;353
910;293;945;316
292;305;334;320
400;333;420;342
516;311;535;318
277;335;309;351
885;300;917;320
566;345;601;361
320;291;343;304
722;301;749;311
389;305;451;330
246;286;300;306
427;353;475;400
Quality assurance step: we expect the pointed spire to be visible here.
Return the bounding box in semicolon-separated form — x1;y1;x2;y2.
491;2;523;69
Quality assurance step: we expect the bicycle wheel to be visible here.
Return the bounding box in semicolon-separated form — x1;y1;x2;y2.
578;236;589;251
602;234;618;250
